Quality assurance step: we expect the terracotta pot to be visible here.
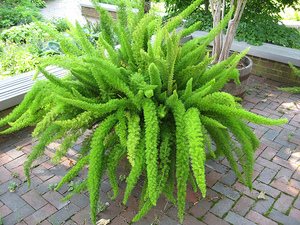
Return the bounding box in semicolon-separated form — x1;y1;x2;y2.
221;55;253;98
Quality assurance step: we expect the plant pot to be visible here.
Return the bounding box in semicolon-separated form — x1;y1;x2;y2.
221;55;253;98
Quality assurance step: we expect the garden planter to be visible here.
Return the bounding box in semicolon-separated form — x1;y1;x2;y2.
221;55;253;98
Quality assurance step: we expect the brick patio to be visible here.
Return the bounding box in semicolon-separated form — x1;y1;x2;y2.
0;74;300;225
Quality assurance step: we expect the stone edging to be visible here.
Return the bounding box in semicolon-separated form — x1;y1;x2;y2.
191;31;300;67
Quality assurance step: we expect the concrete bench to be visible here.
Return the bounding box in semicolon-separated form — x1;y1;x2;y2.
0;66;69;111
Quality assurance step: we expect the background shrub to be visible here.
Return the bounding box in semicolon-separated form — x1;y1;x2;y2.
164;0;300;49
47;17;70;32
0;22;55;44
31;0;46;8
175;9;300;49
0;40;39;79
0;0;43;29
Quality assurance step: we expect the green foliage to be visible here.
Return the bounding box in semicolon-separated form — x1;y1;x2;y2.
165;1;300;49
285;11;300;21
40;41;63;56
68;180;81;192
278;63;300;94
8;181;18;192
47;17;70;32
0;0;42;28
0;0;287;224
84;19;102;34
180;8;300;49
48;183;58;191
235;16;300;48
0;22;60;77
0;22;54;44
0;40;39;78
31;0;46;8
0;19;101;78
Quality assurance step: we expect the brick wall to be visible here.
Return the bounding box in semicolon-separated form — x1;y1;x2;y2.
249;56;300;86
81;6;117;20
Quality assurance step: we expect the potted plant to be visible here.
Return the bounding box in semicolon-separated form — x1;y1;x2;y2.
0;0;286;224
209;0;251;97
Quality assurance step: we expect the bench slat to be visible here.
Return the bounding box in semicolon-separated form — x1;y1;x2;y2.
0;66;69;111
0;70;67;96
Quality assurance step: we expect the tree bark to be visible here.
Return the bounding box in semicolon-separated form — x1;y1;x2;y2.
205;0;209;14
209;0;247;63
144;0;151;14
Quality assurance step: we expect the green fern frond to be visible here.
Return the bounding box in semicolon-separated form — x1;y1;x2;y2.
2;109;46;134
201;125;215;159
123;137;145;204
56;155;89;190
52;130;82;164
24;123;62;187
132;13;155;66
180;78;193;101
126;112;141;166
224;117;254;188
132;199;153;222
200;115;227;129
88;114;117;224
0;80;45;128
70;67;98;91
54;96;130;115
94;4;118;46
107;144;126;199
143;98;159;205
207;126;245;184
61;179;88;201
149;62;162;98
197;102;287;126
98;34;121;66
67;20;100;57
115;108;128;147
184;108;206;197
178;21;202;39
166;95;189;222
32;105;63;137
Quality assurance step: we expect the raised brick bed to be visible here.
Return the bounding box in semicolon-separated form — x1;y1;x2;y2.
250;56;300;86
80;1;118;20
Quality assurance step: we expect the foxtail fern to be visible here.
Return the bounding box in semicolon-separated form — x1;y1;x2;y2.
0;0;287;224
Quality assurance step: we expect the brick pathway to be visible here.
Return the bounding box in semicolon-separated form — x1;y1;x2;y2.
0;75;300;225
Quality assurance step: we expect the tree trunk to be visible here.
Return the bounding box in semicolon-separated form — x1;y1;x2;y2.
144;0;151;14
209;0;247;63
205;0;209;14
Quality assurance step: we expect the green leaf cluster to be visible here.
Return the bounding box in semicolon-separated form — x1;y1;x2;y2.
0;0;42;28
0;40;39;78
0;0;287;224
168;6;300;49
